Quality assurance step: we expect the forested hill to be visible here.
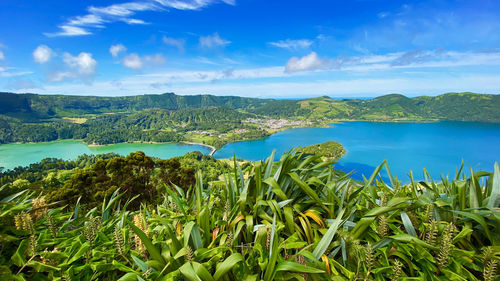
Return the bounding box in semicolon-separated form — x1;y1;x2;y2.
1;91;499;122
253;92;500;122
0;92;270;120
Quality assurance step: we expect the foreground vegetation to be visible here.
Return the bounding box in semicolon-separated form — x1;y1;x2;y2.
0;150;498;280
0;92;499;148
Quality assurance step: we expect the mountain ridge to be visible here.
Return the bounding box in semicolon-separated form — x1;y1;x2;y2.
1;91;498;122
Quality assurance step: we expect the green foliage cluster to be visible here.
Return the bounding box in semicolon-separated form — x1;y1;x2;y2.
0;150;498;280
295;141;346;161
46;151;158;209
0;151;230;210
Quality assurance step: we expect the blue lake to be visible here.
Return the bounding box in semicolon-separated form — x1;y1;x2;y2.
1;122;499;182
214;121;500;181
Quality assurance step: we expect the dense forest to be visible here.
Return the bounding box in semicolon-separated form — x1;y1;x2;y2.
0;91;499;147
0;149;498;280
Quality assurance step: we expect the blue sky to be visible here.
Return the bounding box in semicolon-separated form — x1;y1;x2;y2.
0;0;499;98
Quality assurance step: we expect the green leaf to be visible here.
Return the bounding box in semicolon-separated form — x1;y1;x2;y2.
128;219;166;266
131;255;151;273
289;172;330;215
180;263;203;281
312;209;345;260
400;211;417;237
213;253;243;281
275;261;324;273
183;221;203;250
453;210;493;242
11;239;28;267
488;162;500;208
66;241;91;265
117;272;140;281
26;260;59;272
0;189;29;203
192;262;215;281
389;234;436;249
350;217;376;240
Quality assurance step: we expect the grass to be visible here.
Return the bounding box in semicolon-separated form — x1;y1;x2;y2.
0;151;499;280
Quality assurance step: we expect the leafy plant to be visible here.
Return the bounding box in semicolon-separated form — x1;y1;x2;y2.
0;151;498;280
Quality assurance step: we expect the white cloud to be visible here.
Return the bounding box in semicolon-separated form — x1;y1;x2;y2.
47;1;235;37
109;44;127;57
155;0;235;10
144;53;166;66
0;51;4;60
122;53;143;70
119;52;166;70
33;45;54;64
163;36;185;53
283;49;500;74
48;52;97;82
269;39;313;50
45;25;92;37
48;72;74;82
67;14;106;27
122;18;148;25
88;2;158;17
285;52;331;73
63;52;98;76
199;33;231;48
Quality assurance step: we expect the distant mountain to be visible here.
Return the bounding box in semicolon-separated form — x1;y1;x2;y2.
256;92;500;122
0;91;499;122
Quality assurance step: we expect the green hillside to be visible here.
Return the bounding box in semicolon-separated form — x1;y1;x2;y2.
0;92;499;147
293;92;500;122
0;92;270;120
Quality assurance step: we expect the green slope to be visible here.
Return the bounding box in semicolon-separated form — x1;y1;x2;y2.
0;92;270;120
1;91;499;122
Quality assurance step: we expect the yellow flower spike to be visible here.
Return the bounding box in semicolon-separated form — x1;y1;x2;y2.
321;254;331;275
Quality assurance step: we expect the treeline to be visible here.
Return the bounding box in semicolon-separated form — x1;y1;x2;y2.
0;107;256;145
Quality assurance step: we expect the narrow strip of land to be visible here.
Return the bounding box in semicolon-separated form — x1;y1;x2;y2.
181;141;217;156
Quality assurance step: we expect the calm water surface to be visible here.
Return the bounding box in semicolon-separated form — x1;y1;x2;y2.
215;121;500;181
0;141;211;170
1;122;499;181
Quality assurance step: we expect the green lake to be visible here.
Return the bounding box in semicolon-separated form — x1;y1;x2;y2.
0;140;211;170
